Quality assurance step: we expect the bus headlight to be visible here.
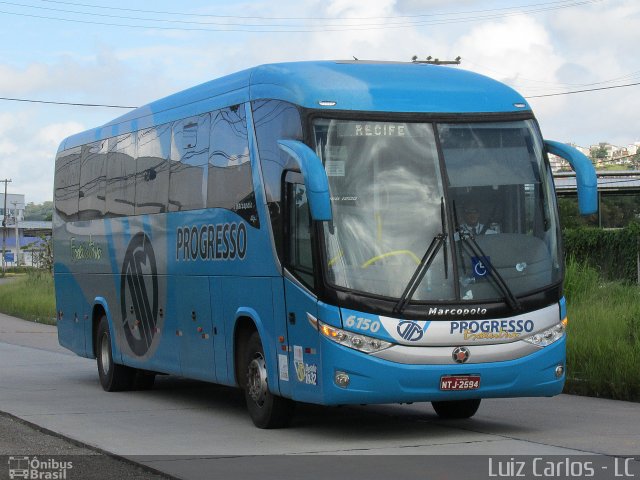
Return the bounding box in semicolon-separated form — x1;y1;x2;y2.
317;320;393;354
522;318;567;347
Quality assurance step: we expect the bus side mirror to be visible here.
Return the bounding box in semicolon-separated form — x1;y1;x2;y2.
545;140;598;215
277;140;333;221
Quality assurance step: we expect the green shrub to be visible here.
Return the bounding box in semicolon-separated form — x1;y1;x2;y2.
564;259;640;401
563;222;640;282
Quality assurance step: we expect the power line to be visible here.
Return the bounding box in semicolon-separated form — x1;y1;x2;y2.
29;0;602;21
0;0;602;32
525;82;640;98
0;96;136;109
465;60;640;90
2;80;639;110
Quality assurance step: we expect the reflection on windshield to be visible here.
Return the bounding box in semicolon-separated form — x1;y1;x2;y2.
440;121;561;302
313;118;561;304
315;120;453;301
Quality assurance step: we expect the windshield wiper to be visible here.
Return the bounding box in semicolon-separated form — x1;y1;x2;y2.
440;196;449;281
393;198;448;315
457;229;522;312
393;233;446;315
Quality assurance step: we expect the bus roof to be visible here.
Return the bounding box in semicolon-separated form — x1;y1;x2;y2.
60;60;531;151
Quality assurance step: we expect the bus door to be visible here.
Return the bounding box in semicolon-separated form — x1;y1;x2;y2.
282;172;322;402
177;277;216;382
56;281;87;356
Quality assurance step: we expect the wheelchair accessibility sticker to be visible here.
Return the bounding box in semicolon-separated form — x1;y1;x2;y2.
472;256;491;278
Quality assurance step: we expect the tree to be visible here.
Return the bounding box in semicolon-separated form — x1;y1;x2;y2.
633;148;640;169
30;235;53;271
24;201;53;221
589;144;608;161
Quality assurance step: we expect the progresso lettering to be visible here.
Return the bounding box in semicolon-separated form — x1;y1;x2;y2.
450;320;534;335
176;222;247;262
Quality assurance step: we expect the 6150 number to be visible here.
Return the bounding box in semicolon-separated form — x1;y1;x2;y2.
345;315;381;333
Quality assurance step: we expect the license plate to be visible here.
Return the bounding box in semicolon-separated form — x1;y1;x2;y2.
439;375;480;391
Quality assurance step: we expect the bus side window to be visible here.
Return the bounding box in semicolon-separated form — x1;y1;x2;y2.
54;146;81;221
78;140;107;220
207;105;259;227
285;181;314;289
106;133;136;217
169;114;209;212
252;100;304;255
136;123;171;214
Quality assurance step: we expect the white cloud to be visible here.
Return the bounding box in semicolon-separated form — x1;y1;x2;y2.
0;115;85;203
395;0;477;13
324;0;395;17
455;14;564;86
37;122;86;150
550;0;640;54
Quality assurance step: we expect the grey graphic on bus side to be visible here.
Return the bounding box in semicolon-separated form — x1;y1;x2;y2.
120;232;158;356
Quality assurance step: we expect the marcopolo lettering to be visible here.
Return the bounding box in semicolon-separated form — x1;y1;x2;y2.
449;319;535;335
428;307;488;316
176;222;247;261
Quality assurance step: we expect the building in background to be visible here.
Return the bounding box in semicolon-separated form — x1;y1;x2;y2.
1;193;52;267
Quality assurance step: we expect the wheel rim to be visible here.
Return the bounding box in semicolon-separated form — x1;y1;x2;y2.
100;333;111;376
246;353;268;407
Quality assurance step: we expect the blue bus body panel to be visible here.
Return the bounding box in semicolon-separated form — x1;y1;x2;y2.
250;61;529;113
55;205;279;379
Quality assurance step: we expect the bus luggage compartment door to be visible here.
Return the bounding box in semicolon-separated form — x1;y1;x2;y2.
177;276;216;382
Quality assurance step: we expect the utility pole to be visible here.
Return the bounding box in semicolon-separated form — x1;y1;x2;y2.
11;200;22;267
1;178;12;274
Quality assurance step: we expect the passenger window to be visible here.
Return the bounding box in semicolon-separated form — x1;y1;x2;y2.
78;140;107;220
106;133;136;217
286;181;314;288
136;123;171;214
207;105;259;227
252;100;303;252
54;146;81;221
169;114;209;211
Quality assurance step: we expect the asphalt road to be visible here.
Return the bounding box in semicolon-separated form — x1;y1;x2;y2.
0;312;638;480
0;412;171;480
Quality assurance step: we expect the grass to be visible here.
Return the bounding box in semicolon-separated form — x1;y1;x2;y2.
0;270;56;325
564;257;640;401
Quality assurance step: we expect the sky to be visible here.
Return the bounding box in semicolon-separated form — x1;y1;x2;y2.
0;0;638;204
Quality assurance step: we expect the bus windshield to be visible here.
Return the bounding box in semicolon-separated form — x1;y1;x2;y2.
313;118;561;303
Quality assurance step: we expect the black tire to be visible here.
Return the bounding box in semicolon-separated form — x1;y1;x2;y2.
242;331;294;428
432;399;481;419
96;316;135;392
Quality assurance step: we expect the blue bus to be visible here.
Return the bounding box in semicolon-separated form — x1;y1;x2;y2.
54;61;596;428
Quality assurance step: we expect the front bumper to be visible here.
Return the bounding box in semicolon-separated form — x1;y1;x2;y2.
318;335;566;405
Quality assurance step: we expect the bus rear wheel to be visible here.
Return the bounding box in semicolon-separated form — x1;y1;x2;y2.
432;399;481;419
243;331;294;428
96;316;135;392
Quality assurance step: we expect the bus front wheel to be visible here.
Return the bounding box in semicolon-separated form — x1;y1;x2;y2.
96;316;135;392
243;331;294;428
432;399;481;419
